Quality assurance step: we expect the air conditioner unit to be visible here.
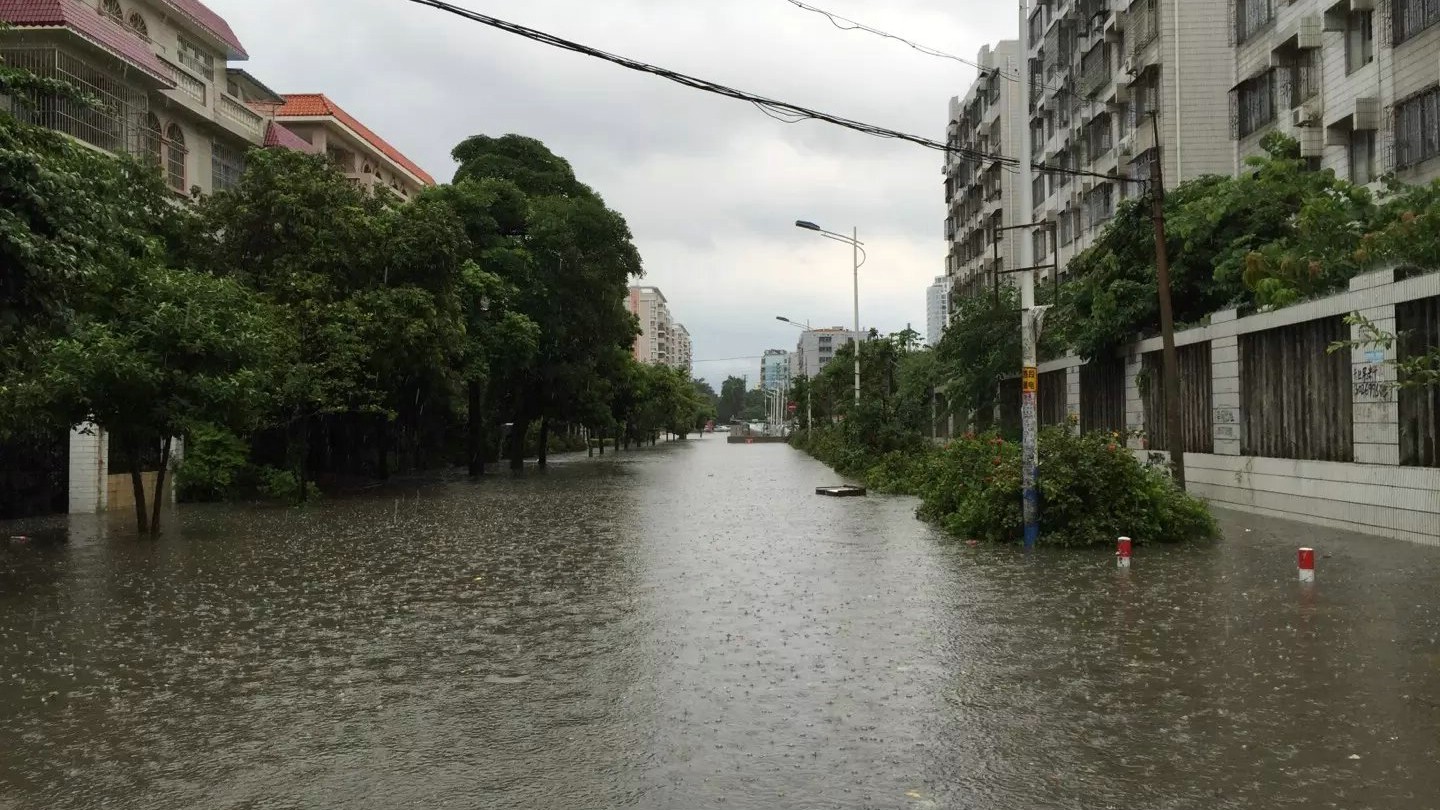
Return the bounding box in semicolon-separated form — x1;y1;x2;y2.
1292;100;1322;127
1297;16;1323;49
1298;126;1324;157
1118;138;1135;158
1351;0;1375;10
1119;58;1135;82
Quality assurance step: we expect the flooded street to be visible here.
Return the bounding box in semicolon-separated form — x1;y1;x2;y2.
2;437;1438;809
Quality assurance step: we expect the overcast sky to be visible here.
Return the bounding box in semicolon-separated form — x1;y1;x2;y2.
213;0;1017;389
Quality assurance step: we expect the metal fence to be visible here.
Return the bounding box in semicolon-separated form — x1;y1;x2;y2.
1;47;151;156
1039;370;1068;426
1397;295;1439;467
1141;344;1215;453
1240;316;1354;461
1080;357;1126;434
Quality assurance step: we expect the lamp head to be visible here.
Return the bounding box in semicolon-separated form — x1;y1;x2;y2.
794;220;821;232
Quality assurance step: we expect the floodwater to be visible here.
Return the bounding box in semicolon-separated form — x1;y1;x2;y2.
1;438;1438;809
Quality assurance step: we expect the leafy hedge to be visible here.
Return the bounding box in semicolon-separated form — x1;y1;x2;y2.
794;426;1217;548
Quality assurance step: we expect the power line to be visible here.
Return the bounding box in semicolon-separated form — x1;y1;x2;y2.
781;0;987;70
782;0;1116;117
396;0;1134;186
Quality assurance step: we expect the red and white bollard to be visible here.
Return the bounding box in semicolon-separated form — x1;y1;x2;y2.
1117;536;1132;569
1298;547;1316;583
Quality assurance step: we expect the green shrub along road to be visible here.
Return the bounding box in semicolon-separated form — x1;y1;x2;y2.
793;426;1217;548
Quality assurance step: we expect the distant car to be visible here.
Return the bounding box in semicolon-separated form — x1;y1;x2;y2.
715;425;730;432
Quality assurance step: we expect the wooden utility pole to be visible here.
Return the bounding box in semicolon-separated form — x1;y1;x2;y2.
1149;112;1186;490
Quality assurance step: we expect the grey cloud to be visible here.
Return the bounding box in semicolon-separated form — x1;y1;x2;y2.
213;0;1019;391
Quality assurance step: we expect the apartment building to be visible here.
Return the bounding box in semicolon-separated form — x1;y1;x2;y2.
760;349;791;391
926;275;954;346
1231;0;1440;187
672;323;693;373
0;0;288;195
1026;0;1234;276
272;93;435;200
626;286;692;372
790;328;862;379
943;41;1026;301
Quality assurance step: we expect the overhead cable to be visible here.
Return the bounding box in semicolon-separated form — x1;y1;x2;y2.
397;0;1134;185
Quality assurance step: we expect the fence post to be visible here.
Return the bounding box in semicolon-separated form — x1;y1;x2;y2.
1124;351;1146;450
1210;309;1242;456
1348;271;1401;465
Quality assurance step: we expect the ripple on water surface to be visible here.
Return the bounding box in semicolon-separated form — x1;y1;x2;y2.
1;439;1437;809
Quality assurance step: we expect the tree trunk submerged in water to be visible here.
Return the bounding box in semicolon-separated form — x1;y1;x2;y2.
467;379;485;477
125;436;149;535
509;415;529;470
149;435;172;534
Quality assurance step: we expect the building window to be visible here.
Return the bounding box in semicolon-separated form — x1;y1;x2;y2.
1281;49;1320;108
1394;0;1440;45
1349;130;1376;184
1034;228;1049;261
1236;0;1274;43
177;37;215;81
165;123;187;192
211;139;245;192
1346;11;1374;73
126;11;148;38
1234;71;1276;138
142;112;161;166
1394;86;1440;169
100;0;122;21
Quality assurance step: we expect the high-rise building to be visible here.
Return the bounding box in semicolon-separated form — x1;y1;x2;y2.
760;350;790;391
790;328;863;380
625;286;691;373
943;41;1025;301
1026;0;1234;276
926;275;953;347
672;323;693;373
1231;0;1440;187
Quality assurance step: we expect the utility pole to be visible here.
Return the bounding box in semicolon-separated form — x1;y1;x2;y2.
1149;112;1186;490
852;226;862;406
1017;0;1040;549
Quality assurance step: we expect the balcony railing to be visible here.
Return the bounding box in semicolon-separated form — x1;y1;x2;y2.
217;93;264;138
160;58;206;106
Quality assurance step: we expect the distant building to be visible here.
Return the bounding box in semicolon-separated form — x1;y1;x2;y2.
760;349;790;391
926;275;953;346
625;286;691;372
791;327;862;379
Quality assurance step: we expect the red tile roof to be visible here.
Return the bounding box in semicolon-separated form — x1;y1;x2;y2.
275;93;435;186
263;120;312;152
158;0;246;59
0;0;176;86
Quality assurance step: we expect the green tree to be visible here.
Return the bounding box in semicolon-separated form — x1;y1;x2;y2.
17;264;281;532
717;375;747;423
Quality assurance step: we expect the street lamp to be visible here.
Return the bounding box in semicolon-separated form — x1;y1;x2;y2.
794;220;865;405
777;315;813;432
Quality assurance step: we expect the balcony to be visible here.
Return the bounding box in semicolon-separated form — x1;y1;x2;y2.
216;92;264;142
159;57;207;112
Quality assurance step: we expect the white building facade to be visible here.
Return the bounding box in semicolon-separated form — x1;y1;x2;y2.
625;286;692;373
790;328;863;380
1230;0;1440;188
926;275;954;346
944;41;1026;301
